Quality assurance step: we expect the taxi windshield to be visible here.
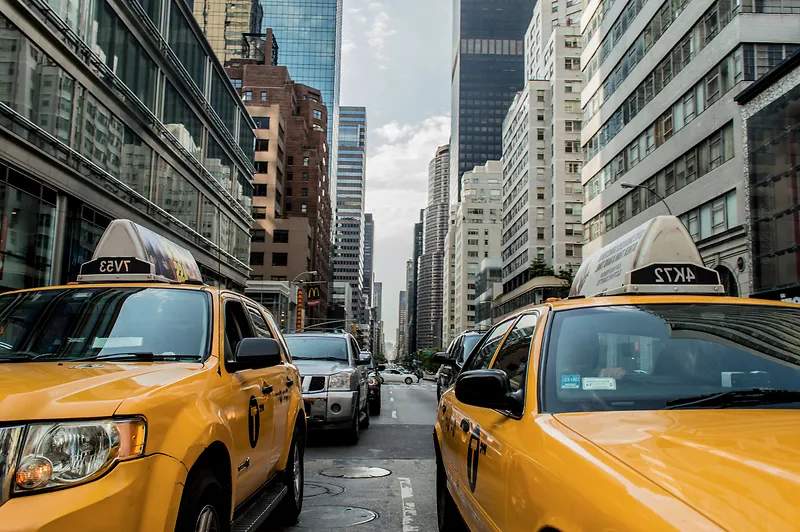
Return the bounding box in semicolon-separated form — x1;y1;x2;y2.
543;304;800;412
0;288;210;362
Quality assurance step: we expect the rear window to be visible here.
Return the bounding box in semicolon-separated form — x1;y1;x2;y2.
543;304;800;412
284;336;349;361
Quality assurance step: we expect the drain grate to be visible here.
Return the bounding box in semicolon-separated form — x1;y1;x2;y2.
303;481;346;498
320;466;391;479
294;506;378;528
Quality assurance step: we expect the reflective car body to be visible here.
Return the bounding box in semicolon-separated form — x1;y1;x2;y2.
436;330;486;400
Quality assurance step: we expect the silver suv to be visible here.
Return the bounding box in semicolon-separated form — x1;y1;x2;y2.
284;333;371;443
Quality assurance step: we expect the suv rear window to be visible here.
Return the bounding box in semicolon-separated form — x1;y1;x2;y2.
543;304;800;412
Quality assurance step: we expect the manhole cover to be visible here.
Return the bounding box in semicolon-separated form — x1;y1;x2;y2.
320;466;391;479
304;481;345;498
295;506;377;528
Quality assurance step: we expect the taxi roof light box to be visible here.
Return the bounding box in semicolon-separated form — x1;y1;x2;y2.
570;215;724;298
77;219;203;284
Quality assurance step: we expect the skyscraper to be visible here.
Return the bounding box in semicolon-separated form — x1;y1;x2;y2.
192;0;266;64
363;213;375;304
258;0;343;190
397;290;408;357
450;0;536;204
417;145;450;349
409;210;424;354
333;106;367;316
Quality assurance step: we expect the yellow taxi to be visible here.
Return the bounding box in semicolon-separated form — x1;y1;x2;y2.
0;220;306;532
434;215;800;532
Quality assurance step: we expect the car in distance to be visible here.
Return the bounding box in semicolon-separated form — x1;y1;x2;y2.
436;330;487;401
434;215;800;532
381;368;416;385
0;219;306;531
284;333;371;443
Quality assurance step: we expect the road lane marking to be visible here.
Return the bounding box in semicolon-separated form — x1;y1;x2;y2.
392;410;397;418
398;477;418;532
390;397;394;402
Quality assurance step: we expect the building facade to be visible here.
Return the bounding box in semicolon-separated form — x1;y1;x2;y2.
416;145;450;349
258;0;343;191
363;212;375;305
736;49;800;302
397;289;408;358
224;63;332;319
333;106;367;316
450;0;537;205
192;0;269;65
0;0;256;292
408;214;424;355
580;0;800;297
447;162;503;336
475;258;503;329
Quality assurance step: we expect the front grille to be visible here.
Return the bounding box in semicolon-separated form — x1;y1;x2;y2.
0;426;24;507
309;376;326;392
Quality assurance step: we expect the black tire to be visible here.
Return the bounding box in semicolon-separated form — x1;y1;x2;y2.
404;377;413;385
347;395;361;444
370;398;381;415
175;468;229;532
359;399;370;429
437;460;467;532
274;425;304;524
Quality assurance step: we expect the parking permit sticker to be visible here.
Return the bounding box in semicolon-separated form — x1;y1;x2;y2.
582;377;617;391
560;375;581;389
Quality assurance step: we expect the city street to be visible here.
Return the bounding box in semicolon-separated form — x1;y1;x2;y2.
270;380;439;531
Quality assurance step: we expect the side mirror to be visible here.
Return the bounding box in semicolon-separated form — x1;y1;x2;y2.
434;352;456;365
357;353;371;365
455;370;520;414
378;364;386;371
233;338;282;371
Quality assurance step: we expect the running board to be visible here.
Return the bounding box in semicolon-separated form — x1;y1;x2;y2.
231;484;287;532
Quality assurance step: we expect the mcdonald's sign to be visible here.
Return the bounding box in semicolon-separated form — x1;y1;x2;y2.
307;286;321;307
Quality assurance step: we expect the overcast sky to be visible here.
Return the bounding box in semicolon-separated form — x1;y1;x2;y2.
340;0;452;348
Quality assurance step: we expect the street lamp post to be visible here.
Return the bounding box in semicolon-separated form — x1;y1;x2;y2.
620;182;673;215
290;270;317;333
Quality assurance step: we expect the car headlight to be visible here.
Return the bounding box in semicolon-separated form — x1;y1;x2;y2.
14;418;146;493
328;371;355;391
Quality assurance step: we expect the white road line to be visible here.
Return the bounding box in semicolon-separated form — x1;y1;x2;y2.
390;397;394;402
398;477;419;532
392;410;397;418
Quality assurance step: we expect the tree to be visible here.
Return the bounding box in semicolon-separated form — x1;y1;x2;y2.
556;265;575;298
528;258;555;278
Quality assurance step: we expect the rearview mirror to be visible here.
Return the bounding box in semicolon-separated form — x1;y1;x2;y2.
233;338;282;371
455;370;521;414
357;353;371;365
434;352;455;365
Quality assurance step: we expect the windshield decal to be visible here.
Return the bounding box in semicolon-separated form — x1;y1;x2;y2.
560;375;581;389
582;377;617;391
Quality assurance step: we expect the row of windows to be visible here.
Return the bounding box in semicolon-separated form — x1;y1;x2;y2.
584;122;736;243
584;0;739;162
460;38;525;55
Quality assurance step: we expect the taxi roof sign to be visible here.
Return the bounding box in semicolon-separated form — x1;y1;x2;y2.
569;215;724;298
77;220;203;284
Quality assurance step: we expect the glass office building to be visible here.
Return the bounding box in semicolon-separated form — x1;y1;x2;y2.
0;0;255;291
259;0;343;189
450;0;536;204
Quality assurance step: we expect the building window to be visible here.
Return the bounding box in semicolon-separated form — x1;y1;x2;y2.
565;57;580;70
536;207;545;220
537;187;545;200
302;172;309;181
564;141;581;153
253;116;270;129
244;91;252;101
253;184;268;196
256;139;269;152
261;91;267;101
273;230;289;243
301;203;308;214
250;252;265;266
272;253;288;267
231;79;242;89
537;227;545;240
313;109;322;120
303;157;310;167
565;202;582;215
537;128;545;140
301;188;308;197
253;206;267;219
255;161;268;173
565;120;581;132
251;229;266;242
537;109;545;121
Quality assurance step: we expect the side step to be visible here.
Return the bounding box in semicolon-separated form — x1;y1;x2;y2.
231;484;287;532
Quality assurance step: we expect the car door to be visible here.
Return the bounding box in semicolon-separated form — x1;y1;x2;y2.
440;318;516;527
459;313;540;532
383;369;401;383
222;295;276;505
350;336;368;410
245;301;290;476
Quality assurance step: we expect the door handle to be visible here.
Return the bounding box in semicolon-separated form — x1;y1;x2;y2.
286;378;294;388
460;419;470;433
262;384;273;394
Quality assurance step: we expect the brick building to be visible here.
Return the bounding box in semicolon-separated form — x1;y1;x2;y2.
226;61;332;321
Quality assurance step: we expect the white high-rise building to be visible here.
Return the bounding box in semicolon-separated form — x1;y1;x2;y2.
580;0;800;297
444;162;503;338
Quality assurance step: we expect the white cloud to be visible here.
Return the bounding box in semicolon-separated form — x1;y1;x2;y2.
365;11;397;65
342;39;357;56
368;2;384;9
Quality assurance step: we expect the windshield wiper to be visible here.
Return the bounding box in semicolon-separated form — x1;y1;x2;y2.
665;388;800;409
293;356;347;362
73;352;198;362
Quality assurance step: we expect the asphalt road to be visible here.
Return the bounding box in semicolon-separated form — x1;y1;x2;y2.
268;379;439;532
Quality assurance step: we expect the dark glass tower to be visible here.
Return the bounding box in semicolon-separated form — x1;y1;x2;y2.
450;0;537;204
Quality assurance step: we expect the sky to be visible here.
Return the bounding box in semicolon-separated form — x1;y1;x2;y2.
340;0;452;348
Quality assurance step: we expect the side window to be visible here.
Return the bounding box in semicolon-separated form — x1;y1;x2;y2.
490;313;539;392
246;305;273;338
224;299;255;362
463;319;516;372
350;338;360;362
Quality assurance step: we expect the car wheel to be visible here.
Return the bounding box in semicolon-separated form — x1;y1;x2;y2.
347;395;360;444
359;399;370;429
175;469;229;532
404;377;413;385
274;424;304;524
437;460;467;532
379;376;384;384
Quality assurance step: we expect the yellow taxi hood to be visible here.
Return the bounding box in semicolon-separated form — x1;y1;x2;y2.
555;410;800;530
0;361;205;421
